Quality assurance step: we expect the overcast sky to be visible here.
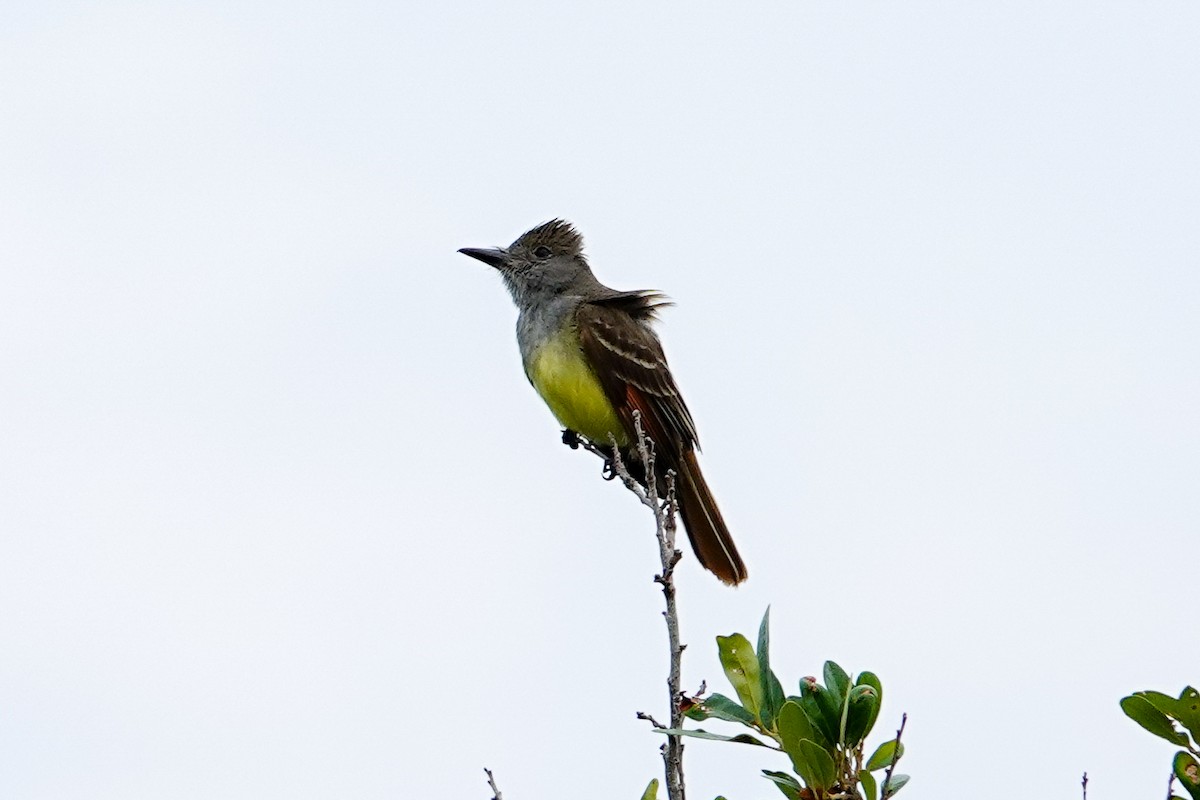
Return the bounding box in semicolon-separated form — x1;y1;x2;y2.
2;3;1198;799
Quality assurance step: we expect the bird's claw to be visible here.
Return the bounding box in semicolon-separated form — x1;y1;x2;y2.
602;460;617;481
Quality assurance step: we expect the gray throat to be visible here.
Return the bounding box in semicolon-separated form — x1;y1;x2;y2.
512;291;583;374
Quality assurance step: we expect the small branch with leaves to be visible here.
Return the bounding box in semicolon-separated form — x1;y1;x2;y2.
653;606;910;800
1120;685;1200;800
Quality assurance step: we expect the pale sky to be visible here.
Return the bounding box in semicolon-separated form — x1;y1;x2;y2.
1;3;1198;799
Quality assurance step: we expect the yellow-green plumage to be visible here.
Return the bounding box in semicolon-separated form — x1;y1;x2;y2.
526;323;630;447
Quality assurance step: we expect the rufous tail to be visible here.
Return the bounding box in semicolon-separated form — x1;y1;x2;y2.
675;450;747;585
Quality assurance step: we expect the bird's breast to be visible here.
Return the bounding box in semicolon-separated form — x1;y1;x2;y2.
525;322;629;447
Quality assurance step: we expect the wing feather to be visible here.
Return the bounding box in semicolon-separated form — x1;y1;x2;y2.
576;298;699;462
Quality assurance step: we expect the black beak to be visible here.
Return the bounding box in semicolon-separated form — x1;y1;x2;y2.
458;247;507;269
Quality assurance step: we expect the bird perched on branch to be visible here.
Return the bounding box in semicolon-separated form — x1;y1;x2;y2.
460;220;746;585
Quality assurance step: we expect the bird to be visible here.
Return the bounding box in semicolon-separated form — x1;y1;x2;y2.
459;220;747;585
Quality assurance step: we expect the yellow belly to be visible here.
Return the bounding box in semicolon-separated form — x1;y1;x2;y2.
527;330;629;446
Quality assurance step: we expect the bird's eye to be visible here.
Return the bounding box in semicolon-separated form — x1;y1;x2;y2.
533;245;552;259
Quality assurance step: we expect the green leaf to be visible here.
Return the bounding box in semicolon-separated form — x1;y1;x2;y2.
811;681;845;746
1175;752;1200;800
717;633;763;723
757;607;786;732
822;661;852;745
778;700;818;747
882;773;910;798
654;727;774;748
796;680;836;746
687;693;757;726
856;671;884;740
800;738;837;790
762;770;804;800
1140;690;1183;715
778;701;820;784
1121;695;1190;746
1177;687;1200;742
640;778;659;800
824;661;851;705
843;684;879;747
1135;688;1200;744
861;770;878;800
866;738;904;771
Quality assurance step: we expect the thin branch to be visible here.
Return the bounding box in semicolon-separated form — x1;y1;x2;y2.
1167;771;1176;800
881;713;907;800
579;412;685;800
483;767;502;800
636;710;667;729
657;472;685;800
483;424;671;800
1081;771;1087;800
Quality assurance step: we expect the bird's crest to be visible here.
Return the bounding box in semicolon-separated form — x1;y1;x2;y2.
513;219;585;257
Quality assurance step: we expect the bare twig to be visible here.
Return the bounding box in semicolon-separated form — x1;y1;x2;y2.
1167;771;1176;800
881;713;907;800
572;412;684;800
481;416;682;800
658;468;686;800
1081;771;1087;800
636;710;667;729
483;767;502;800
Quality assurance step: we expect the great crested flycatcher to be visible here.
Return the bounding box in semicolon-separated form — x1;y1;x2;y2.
459;220;747;585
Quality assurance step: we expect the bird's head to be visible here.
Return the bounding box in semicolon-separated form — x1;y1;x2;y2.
459;219;592;302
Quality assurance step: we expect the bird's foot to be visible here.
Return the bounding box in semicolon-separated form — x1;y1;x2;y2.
601;459;617;481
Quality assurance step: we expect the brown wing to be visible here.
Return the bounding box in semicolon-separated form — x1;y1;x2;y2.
577;293;748;585
575;293;698;465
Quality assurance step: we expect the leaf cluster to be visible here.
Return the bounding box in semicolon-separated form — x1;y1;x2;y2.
660;608;909;800
1121;686;1200;800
